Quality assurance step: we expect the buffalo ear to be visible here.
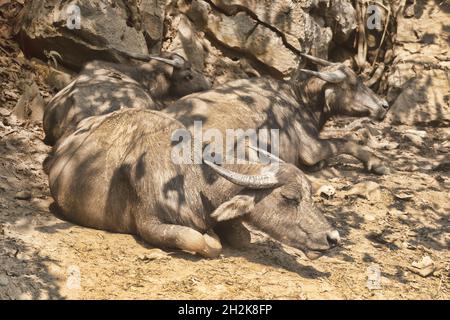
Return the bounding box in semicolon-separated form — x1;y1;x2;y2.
280;184;300;201
298;68;347;83
211;195;255;222
324;88;336;111
342;66;358;85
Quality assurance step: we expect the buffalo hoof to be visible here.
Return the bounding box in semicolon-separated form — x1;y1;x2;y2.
200;231;222;258
371;164;391;175
366;158;390;175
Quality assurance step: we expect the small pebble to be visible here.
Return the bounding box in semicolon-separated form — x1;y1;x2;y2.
318;185;336;199
0;274;9;286
14;191;32;200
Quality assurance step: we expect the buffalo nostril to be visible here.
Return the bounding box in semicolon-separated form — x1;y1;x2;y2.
382;100;389;109
326;230;341;247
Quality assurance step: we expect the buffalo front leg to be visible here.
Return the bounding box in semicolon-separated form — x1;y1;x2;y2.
137;222;222;258
300;138;390;175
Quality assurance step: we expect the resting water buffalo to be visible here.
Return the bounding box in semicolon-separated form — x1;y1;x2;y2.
47;108;340;259
164;54;390;175
43;53;211;145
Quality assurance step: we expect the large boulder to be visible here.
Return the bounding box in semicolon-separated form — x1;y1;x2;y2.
386;72;450;125
323;0;356;44
183;0;332;77
139;0;168;52
385;0;450;125
210;0;325;53
16;0;163;70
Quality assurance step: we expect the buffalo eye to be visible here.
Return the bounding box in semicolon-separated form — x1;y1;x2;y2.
185;74;194;81
281;187;300;204
282;195;300;206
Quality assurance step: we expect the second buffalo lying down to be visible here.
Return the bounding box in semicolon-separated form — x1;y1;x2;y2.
165;54;390;175
46;108;340;259
43;53;211;145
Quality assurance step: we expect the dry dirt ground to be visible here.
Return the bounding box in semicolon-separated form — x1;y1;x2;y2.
1;8;449;301
1;60;449;300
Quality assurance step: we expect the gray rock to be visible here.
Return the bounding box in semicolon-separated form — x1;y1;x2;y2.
138;249;171;261
194;0;332;76
324;0;356;44
14;191;32;200
139;0;168;52
13;81;44;122
404;133;424;147
393;192;414;201
344;181;381;202
17;0;149;70
386;74;450;125
317;185;336;199
0;107;10;117
0;274;9;286
409;256;436;278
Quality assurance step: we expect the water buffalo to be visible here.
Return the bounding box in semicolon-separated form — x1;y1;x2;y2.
43;53;211;145
47;108;340;259
164;54;390;175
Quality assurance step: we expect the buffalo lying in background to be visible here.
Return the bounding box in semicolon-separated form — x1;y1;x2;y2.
47;108;340;259
164;54;390;175
43;53;211;145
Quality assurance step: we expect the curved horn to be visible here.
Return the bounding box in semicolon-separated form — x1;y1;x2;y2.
110;49;186;68
248;145;285;163
204;160;281;189
148;56;185;68
171;53;187;67
299;53;336;66
298;69;347;83
129;53;185;68
148;56;184;68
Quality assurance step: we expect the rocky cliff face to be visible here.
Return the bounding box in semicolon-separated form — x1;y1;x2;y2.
15;0;356;78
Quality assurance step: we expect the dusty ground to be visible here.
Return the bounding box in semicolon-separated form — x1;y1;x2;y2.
0;2;449;300
0;56;449;300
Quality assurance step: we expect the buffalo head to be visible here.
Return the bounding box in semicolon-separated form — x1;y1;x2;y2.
205;150;340;259
298;54;389;121
141;53;211;98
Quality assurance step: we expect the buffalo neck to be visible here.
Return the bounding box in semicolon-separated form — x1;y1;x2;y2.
293;77;334;130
